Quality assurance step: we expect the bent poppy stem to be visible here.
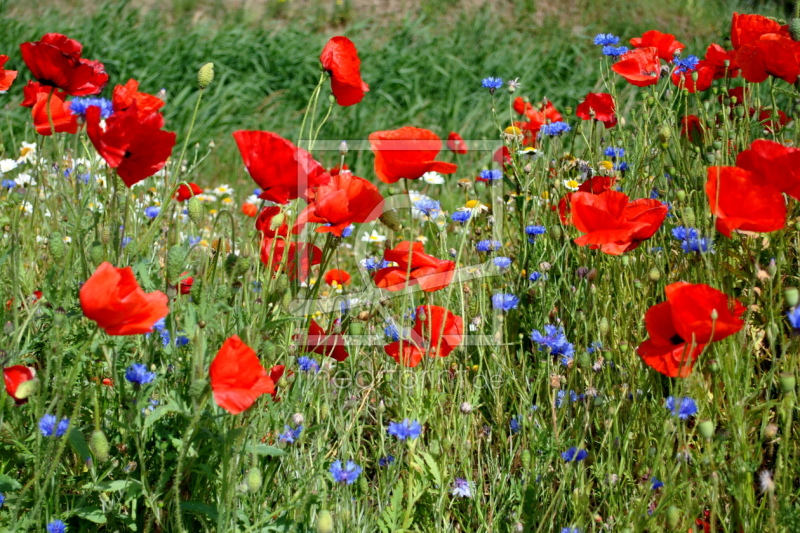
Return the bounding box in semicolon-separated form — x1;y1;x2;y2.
298;71;327;149
309;98;334;153
174;88;204;188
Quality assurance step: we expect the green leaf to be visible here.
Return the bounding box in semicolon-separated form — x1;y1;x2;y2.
74;506;107;524
247;444;286;457
180;501;218;521
92;479;132;492
144;404;180;429
0;474;22;492
67;429;92;461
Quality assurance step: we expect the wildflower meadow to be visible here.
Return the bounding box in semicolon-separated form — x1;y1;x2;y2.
1;0;800;531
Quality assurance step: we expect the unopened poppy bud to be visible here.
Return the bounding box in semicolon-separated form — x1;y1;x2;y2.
648;267;661;281
549;226;562;240
710;309;718;320
320;403;330;418
246;467;262;492
598;317;610;336
785;287;799;307
90;241;104;265
460;401;472;414
90;429;110;463
768;258;777;276
698;419;715;440
235;255;251;276
49;232;66;262
197;63;214;89
187;197;204;226
779;373;796;394
14;377;38;400
101;226;111;245
621;256;629;267
577;351;591;368
166;247;184;283
328;94;336;104
676;189;686;202
273;274;289;295
665;506;681;530
520;449;531;469
339;141;348;155
190;278;204;303
682;207;696;227
379;209;403;232
790;18;800;41
216;285;229;300
189;379;209;399
316;510;334;533
224;253;238;275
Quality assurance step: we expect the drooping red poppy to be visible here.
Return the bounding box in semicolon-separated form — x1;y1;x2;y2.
575;93;617;128
296;319;349;362
680;115;705;143
320;36;369;107
297;170;384;237
32;90;78;136
571;190;668;255
260;238;322;281
233;130;329;204
210;335;275;414
630;30;685;61
372;241;455;292
80;262;169;335
3;365;36;404
447;131;468;154
269;364;287;401
730;13;789;50
20;81;64;108
384;304;463;367
174;182;203;201
612;47;661;87
324;269;351;286
20;33;108;96
736;139;800;200
86;103;176;187
637;282;745;377
369;127;458;184
706;166;786;237
0;55;18;92
735;33;800;84
241;203;258;217
557;176;616;224
112;79;164;118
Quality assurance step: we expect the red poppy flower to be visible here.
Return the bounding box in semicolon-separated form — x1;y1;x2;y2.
706;166;786;237
736;139;800;200
20;33;108;96
179;274;194;295
369;127;458;184
80;262;169;335
630;30;684;61
32;90;78;136
575;93;617;128
255;206;295;239
384;304;463;367
320;36;369;107
513;96;533;116
86;104;176;187
241;203;258;217
735;33;800;84
269;365;287;401
372;241;455;292
0;55;17;92
637;282;745;377
20;81;63;108
557;176;616;224
174;182;203;202
515;101;563;145
297;170;384;236
612;47;661;87
112;79;164;118
493;146;512;169
730;13;789;50
324;269;351;286
210;335;275;414
447;131;468;154
703;43;740;79
3;365;37;404
260;238;322;281
671;63;716;93
680;115;704;143
296;319;349;362
233;130;329;204
571;190;668;255
751;107;790;133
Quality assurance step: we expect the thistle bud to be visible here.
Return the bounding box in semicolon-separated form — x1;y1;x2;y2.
187;197;204;226
379;209;403;232
246;467;262;492
90;241;104;265
316;510;334;533
49;232;66;262
90;429;111;463
197;63;214;89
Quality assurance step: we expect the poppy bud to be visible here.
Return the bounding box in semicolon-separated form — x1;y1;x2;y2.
320;403;330;418
698;419;715;440
90;429;110;463
682;207;696;227
198;63;214;89
779;373;796;394
790;18;800;41
235;255;251;276
598;317;610;336
675;189;686;202
89;241;104;265
549;226;562;240
710;309;718;320
621;256;629;267
520;448;531;469
101;226;111;245
49;232;66;262
316;510;334;533
785;288;799;308
648;267;661;281
246;467;262;492
577;351;591;368
378;209;403;232
216;285;229;301
190;278;204;303
187;197;204;226
225;253;238;275
339;141;348;155
665;506;681;530
11;373;38;401
189;379;209;399
166;247;185;283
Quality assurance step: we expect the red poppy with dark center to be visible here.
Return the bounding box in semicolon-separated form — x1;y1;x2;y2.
372;241;455;292
112;79;164;118
260;238;322;281
637;282;745;377
0;55;17;92
210;335;275;414
735;33;800;84
20;33;108;96
384;304;463;367
571;190;668;255
297;170;384;237
320;36;369;107
324;269;351;286
32;90;78;136
80;262;169;335
86;103;176;187
575;92;617;128
612;47;661;87
706;166;786;237
370;127;458;183
736;139;800;200
233;130;330;204
296;319;349;362
557;176;616;224
447;131;468;154
3;365;37;404
174;182;203;202
630;30;684;61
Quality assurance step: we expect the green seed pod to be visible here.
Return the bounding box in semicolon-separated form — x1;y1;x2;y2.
235;255;252;276
90;241;104;265
785;287;799;308
349;322;364;335
698;419;715;440
49;232;66;262
704;152;716;164
790;18;800;41
379;209;403;232
189;379;208;399
90;429;111;463
577;351;591;369
316;510;334;533
779;373;796;394
101;225;111;245
549;225;562;240
621;255;629;267
657;125;672;143
520;449;531;470
224;253;238;275
187;197;204;226
166;246;185;283
676;189;686;202
648;267;661;281
197;62;214;89
682;207;696;227
666;505;681;530
273;273;289;295
246;467;262;492
598;317;610;336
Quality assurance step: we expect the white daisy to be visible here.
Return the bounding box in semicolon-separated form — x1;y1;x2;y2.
360;230;386;243
0;158;19;173
422;171;445;185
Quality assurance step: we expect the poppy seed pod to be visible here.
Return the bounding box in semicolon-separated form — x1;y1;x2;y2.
246;467;262;492
785;287;799;308
89;241;104;266
316;510;334;533
779;373;796;394
665;506;681;530
698;419;715;440
90;429;110;462
197;62;214;89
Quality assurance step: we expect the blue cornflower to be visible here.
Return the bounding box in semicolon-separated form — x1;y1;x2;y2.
278;424;303;443
144;206;160;218
476;239;502;252
593;33;620;46
555;389;583;408
674;55;700;73
341;224;355;238
529;271;542;282
492;293;519;311
2;179;16;189
414;198;441;218
787;307;800;329
587;341;603;353
384;321;401;341
175;334;190;347
188;236;202;246
561;447;588;462
363;257;390;271
125;363;156;385
451;477;473;498
479;169;503;182
329;460;362;484
121;236;132;248
379;455;395;467
46;520;67;533
650;188;660;199
615;161;629;172
531;324;574;359
297;356;320;373
651;476;664;490
451;210;471;224
672;226;698;241
149;318;170;346
681;236;713;253
69;97;114;119
603;147;625;159
539;121;571;137
510;416;521;435
481;77;503;91
253;188;263;196
602;45;629;57
387;418;422;440
39;414;69;437
561;528;581;533
0;493;5;507
525;225;546;243
665;396;698;419
493;256;512;269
